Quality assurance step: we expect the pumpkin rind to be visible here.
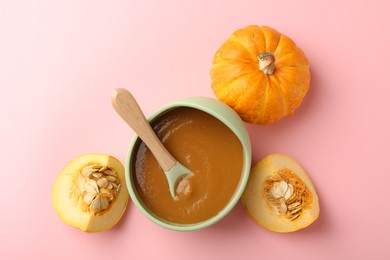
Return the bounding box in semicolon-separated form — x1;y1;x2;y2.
211;25;310;124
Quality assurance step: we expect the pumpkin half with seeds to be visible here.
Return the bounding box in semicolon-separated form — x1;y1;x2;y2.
52;154;129;232
242;154;319;232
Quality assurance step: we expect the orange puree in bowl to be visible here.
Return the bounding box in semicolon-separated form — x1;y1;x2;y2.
132;107;244;224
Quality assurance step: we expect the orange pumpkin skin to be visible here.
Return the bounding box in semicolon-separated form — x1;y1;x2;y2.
211;25;310;125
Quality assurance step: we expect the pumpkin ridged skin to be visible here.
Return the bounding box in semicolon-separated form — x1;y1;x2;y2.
211;25;310;125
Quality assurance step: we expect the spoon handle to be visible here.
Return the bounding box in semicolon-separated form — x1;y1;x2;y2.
111;88;176;171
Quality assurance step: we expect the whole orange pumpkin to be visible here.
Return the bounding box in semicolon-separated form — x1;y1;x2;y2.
210;25;310;125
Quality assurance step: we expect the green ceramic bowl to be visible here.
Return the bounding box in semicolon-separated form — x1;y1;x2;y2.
125;97;251;231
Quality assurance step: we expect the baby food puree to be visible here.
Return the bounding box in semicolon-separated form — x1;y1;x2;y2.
132;107;244;224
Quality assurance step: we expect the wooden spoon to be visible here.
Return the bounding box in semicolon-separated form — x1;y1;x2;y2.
111;88;191;199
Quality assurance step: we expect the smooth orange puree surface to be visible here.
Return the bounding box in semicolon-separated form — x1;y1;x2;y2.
132;107;244;224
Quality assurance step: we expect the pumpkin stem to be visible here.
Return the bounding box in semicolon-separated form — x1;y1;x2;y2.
258;52;275;76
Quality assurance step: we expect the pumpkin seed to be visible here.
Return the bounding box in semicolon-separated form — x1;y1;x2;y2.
83;193;96;205
90;197;101;212
100;197;109;210
98;166;108;172
103;169;117;177
92;172;103;178
97;178;108;188
81;165;98;177
85;182;98;194
288;201;301;210
284;184;294;200
106;176;116;182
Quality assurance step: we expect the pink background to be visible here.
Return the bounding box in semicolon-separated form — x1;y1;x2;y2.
1;0;389;259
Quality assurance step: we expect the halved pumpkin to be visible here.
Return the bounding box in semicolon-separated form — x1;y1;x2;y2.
52;154;129;232
242;154;319;232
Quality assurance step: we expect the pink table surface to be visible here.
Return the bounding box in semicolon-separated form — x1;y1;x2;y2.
1;0;389;259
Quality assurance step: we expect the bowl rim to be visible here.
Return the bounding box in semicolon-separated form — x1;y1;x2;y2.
125;97;252;231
